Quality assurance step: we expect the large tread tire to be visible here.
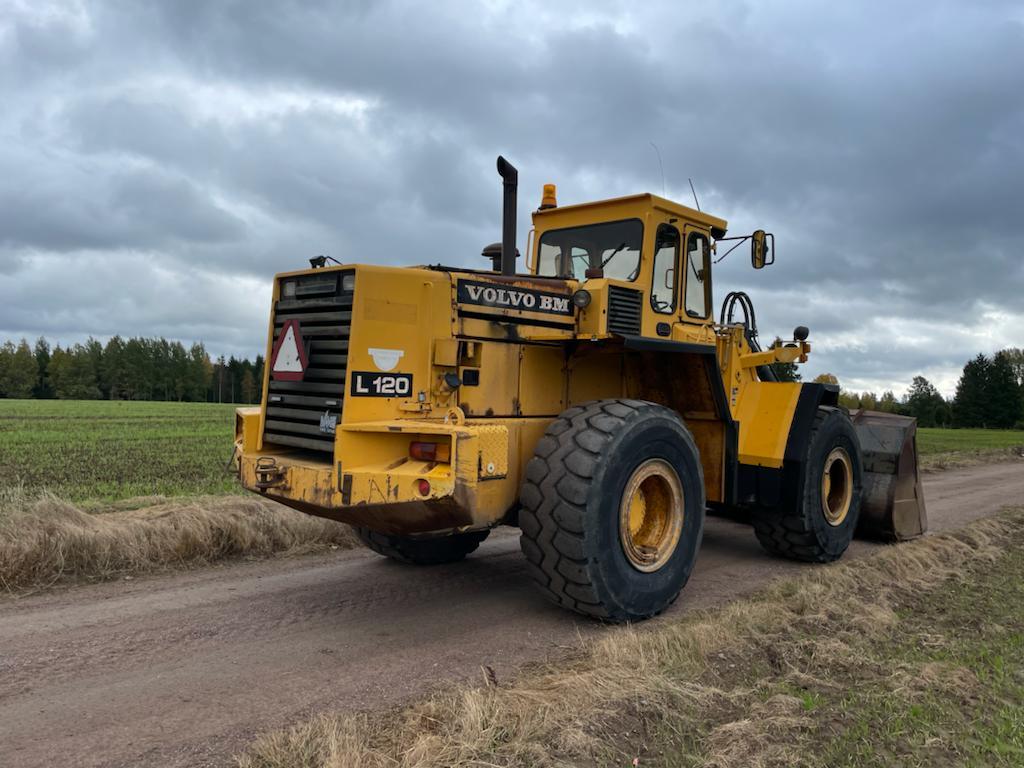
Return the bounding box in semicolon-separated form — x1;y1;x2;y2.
356;527;489;565
519;399;705;622
753;406;863;562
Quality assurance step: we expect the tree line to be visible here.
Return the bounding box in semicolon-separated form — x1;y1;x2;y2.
770;343;1023;429
4;334;1023;427
0;337;264;404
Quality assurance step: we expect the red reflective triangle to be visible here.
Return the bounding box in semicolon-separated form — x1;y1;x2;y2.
269;319;309;381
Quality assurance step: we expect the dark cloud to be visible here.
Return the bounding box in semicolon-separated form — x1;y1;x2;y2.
1;0;1022;395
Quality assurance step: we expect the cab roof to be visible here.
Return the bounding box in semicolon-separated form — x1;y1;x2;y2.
532;192;728;238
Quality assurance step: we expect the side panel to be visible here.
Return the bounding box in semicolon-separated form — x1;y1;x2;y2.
344;267;453;424
456;342;521;417
518;344;567;415
736;383;837;508
566;345;625;405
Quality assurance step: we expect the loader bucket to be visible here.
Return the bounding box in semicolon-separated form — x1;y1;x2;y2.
850;410;927;541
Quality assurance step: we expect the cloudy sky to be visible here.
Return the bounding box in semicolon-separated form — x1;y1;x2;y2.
2;0;1022;395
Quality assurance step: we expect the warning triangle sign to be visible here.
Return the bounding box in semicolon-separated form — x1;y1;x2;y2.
270;319;309;381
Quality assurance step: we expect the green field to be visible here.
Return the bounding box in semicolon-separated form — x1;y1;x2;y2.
917;427;1024;454
0;400;240;502
0;400;1021;504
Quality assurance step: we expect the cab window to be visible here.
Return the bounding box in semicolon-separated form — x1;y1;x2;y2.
684;232;710;318
650;225;679;314
537;219;643;281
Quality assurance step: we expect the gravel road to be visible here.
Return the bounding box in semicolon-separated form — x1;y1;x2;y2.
1;460;1021;768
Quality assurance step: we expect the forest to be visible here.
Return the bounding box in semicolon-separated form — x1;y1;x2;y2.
774;345;1024;430
0;337;262;404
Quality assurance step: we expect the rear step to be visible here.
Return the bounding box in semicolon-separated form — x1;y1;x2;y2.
850;409;928;541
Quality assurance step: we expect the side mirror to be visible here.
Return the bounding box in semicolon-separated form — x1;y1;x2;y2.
751;230;774;269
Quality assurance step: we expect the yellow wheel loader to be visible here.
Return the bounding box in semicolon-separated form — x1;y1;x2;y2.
234;157;926;622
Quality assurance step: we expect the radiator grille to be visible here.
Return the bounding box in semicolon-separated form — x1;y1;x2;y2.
607;285;643;336
262;271;352;453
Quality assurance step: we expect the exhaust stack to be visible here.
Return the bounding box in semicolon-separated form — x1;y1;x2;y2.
496;156;518;276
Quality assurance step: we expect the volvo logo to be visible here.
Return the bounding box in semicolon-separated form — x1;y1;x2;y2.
456;279;573;316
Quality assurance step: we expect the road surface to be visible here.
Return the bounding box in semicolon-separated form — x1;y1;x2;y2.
1;460;1021;767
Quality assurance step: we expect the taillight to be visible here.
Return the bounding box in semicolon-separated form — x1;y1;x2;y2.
416;479;431;496
409;441;451;462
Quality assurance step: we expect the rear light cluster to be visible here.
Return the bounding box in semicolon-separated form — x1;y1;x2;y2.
409;441;451;463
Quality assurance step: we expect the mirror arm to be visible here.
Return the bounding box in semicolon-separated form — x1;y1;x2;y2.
713;236;748;264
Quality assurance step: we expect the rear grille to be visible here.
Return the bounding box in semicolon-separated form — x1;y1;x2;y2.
263;271;352;453
607;285;642;336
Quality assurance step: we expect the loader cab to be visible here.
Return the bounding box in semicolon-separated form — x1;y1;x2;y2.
529;192;727;339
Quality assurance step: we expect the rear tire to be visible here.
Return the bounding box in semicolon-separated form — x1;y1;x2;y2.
753;406;863;562
519;399;705;622
356;527;489;565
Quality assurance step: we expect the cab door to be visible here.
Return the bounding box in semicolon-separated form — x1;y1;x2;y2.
679;228;712;333
647;222;681;336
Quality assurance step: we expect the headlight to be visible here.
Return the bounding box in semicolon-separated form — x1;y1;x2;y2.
572;289;592;309
342;273;355;292
282;280;297;298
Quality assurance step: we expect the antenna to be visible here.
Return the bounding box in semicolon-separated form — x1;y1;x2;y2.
649;142;666;196
688;178;701;211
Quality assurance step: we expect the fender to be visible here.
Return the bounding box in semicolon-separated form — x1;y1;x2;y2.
738;382;839;509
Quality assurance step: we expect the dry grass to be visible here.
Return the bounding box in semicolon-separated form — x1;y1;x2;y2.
237;508;1024;768
0;488;359;592
920;445;1024;472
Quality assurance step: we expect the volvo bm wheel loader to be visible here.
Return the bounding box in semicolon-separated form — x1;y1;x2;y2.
234;156;926;622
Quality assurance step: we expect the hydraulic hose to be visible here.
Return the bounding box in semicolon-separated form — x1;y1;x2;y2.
720;291;779;382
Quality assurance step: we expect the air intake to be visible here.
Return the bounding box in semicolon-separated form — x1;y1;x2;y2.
607;285;643;336
262;271;352;453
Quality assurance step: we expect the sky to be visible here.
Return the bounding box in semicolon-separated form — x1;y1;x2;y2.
1;0;1022;396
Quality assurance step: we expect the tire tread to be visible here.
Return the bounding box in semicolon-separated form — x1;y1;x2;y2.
519;399;699;621
356;527;488;565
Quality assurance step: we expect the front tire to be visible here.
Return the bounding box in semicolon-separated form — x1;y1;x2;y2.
356;527;489;565
519;399;705;622
753;406;863;562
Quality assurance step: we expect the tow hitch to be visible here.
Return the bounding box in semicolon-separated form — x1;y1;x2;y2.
255;457;287;490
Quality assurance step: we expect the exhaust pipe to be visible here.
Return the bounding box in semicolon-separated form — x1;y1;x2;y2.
496;155;518;276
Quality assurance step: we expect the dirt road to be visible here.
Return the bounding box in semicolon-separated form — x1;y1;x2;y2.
1;461;1021;768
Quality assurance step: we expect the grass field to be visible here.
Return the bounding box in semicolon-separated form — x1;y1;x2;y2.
0;400;1021;504
918;427;1024;453
0;399;240;502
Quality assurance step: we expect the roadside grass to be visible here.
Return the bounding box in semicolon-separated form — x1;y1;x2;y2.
0;399;241;501
918;427;1024;472
1;400;1020;595
237;508;1024;768
0;488;359;592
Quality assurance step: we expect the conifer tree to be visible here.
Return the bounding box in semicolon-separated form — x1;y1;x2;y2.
33;337;53;398
953;354;990;428
987;351;1022;428
3;340;38;398
905;376;947;428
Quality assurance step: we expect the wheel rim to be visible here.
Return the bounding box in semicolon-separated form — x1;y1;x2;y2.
618;458;684;572
821;447;853;526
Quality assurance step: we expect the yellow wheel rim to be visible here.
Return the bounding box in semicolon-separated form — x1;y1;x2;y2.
821;447;853;526
618;458;684;572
